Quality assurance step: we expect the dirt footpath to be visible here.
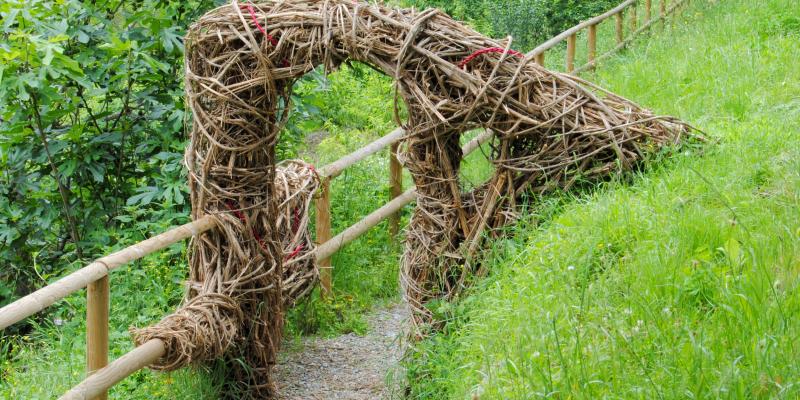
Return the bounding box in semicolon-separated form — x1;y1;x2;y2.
273;303;409;399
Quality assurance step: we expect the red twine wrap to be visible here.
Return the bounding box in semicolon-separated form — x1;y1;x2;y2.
245;4;292;67
459;47;523;69
224;162;318;260
245;4;279;46
225;201;272;255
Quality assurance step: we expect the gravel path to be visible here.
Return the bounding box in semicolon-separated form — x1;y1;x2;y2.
273;303;409;399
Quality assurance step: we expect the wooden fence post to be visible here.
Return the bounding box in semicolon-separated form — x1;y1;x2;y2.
587;24;597;68
646;0;652;22
535;51;545;66
86;275;109;400
566;33;577;73
615;11;624;44
315;179;333;297
388;142;403;238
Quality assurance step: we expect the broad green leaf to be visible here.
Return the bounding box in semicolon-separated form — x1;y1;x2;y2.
721;237;742;265
139;52;170;73
86;163;104;183
76;30;89;44
0;226;20;245
127;186;160;206
60;159;77;178
1;8;20;31
51;53;84;77
42;47;55;66
114;215;133;223
48;34;69;43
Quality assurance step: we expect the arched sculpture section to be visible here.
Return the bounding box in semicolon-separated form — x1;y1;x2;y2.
133;1;688;397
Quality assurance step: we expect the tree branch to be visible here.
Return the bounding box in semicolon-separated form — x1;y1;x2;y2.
29;93;84;260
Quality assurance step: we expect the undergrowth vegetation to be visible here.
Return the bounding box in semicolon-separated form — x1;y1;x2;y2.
404;0;800;398
285;63;404;337
3;0;798;398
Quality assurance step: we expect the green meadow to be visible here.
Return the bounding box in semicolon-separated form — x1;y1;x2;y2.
404;0;800;398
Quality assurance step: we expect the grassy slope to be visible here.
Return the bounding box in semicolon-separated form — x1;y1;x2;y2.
407;0;800;398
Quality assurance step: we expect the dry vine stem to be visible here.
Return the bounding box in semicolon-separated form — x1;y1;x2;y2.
134;0;690;397
132;160;319;392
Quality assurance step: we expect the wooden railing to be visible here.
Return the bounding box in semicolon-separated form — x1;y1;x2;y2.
528;0;690;74
57;130;493;400
0;0;694;398
0;124;492;399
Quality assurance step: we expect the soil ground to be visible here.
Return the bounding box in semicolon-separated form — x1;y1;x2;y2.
273;303;409;399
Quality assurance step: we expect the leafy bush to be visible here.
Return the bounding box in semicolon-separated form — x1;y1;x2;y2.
0;0;312;311
0;0;225;307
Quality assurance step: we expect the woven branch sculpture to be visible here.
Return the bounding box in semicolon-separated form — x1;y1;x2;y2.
132;0;690;397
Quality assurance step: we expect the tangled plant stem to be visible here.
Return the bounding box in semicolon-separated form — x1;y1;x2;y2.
134;1;690;397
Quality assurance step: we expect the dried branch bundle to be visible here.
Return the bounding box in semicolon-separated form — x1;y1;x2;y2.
131;160;318;393
135;0;690;396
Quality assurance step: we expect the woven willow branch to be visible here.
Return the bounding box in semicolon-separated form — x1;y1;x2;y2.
134;1;690;397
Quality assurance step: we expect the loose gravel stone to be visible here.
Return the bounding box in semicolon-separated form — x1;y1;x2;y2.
273;303;409;399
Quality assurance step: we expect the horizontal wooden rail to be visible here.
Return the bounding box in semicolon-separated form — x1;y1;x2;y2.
314;129;494;260
318;128;406;178
59;339;166;400
0;216;217;331
462;129;494;155
573;0;687;74
527;0;636;58
315;187;417;261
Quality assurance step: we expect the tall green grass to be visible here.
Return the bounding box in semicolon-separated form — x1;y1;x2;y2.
0;249;224;399
405;0;800;398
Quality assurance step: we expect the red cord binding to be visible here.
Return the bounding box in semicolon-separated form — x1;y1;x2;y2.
245;4;279;46
224;165;318;260
458;47;523;69
285;244;304;261
245;4;292;67
225;200;307;261
225;201;271;254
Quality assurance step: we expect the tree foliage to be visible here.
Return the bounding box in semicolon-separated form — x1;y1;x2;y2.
0;0;223;304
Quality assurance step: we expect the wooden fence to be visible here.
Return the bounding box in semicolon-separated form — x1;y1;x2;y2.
0;0;693;398
528;0;690;73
